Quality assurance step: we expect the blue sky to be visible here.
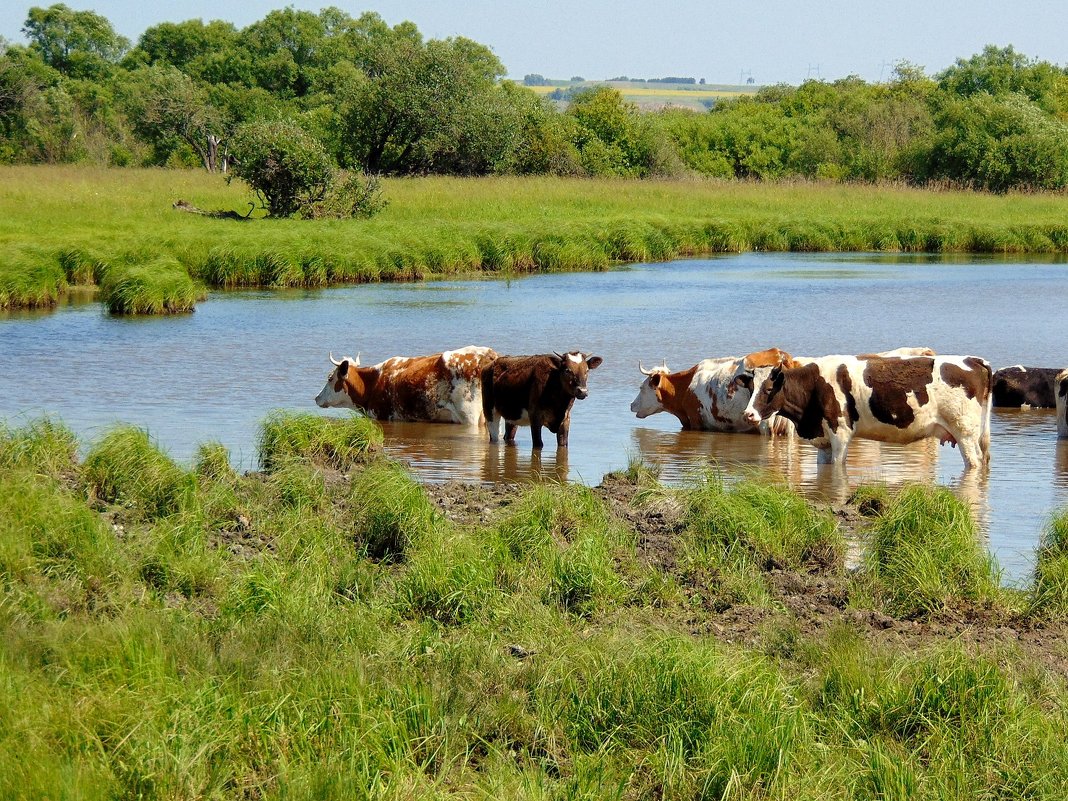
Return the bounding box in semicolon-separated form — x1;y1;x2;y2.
2;0;1065;85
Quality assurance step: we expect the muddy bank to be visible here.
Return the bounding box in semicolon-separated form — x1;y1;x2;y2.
423;472;1068;678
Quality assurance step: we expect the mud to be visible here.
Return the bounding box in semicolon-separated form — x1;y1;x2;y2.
422;472;1068;678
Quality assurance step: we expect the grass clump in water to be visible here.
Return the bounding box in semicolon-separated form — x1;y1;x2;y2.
99;257;205;315
257;410;382;471
0;254;68;309
1029;507;1068;618
858;484;1001;618
81;426;195;520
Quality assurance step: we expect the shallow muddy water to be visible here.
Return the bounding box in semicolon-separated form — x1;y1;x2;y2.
3;253;1068;581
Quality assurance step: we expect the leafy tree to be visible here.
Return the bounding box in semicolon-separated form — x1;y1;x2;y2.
22;4;129;78
229;120;334;216
938;45;1068;115
328;15;505;173
126;65;226;171
925;92;1068;191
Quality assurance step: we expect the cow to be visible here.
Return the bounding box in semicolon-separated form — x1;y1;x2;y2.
482;351;602;448
740;354;993;469
992;366;1063;408
314;345;498;425
1058;369;1068;439
629;347;799;435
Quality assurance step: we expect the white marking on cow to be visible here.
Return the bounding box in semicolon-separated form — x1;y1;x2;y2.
1057;368;1068;439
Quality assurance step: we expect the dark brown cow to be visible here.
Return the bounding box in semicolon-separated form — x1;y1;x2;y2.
992;366;1062;408
482;351;603;448
1058;369;1068;439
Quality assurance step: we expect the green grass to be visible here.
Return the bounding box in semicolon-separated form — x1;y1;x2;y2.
857;484;1003;618
4;417;1068;799
5;166;1068;312
1030;507;1068;618
257;410;382;471
680;472;844;607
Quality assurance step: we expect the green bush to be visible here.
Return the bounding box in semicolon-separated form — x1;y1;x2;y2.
229;120;334;217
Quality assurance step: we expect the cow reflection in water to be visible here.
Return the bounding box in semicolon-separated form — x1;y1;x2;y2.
482;445;569;485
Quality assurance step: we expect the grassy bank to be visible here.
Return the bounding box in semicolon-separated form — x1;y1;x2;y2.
3;415;1068;798
4;166;1068;313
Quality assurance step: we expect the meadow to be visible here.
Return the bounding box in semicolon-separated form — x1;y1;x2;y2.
2;414;1068;799
5;166;1068;314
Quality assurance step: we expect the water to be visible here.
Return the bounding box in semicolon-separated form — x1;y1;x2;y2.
3;253;1068;581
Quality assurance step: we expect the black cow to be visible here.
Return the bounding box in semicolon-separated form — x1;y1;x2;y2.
482;352;603;448
992;366;1062;408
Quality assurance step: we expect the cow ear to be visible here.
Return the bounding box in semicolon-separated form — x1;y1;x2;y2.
337;359;349;378
649;373;661;388
586;356;603;370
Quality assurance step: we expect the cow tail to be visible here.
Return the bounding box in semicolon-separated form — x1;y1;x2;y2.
980;359;993;463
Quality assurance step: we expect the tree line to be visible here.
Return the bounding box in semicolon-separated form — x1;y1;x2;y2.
2;4;1068;192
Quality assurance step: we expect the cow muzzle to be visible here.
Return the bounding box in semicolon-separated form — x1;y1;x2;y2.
575;387;589;400
744;409;762;426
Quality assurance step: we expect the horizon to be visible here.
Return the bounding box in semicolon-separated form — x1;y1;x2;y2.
1;1;1067;86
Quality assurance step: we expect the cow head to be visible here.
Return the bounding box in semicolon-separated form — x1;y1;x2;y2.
314;352;362;408
630;361;669;418
743;364;787;425
551;351;602;400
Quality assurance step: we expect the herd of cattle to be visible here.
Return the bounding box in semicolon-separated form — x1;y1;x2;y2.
314;345;1068;470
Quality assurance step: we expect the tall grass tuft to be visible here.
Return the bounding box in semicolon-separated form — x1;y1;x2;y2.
0;418;79;479
684;472;843;571
350;461;438;560
99;257;205;315
81;426;195;520
0;254;67;309
257;410;382;471
860;484;1001;618
1029;507;1068;618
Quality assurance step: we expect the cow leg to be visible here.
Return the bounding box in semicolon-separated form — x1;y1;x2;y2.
557;417;569;447
826;427;850;466
504;421;518;445
531;423;545;449
487;412;502;443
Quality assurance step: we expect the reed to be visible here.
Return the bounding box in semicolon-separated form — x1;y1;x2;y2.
6;166;1068;313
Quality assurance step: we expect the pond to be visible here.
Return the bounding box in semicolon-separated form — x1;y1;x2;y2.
3;253;1068;582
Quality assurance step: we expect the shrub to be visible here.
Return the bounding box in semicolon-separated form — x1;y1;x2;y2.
306;171;387;220
229;121;334;217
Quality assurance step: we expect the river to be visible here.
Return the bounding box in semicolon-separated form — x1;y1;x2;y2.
3;253;1067;581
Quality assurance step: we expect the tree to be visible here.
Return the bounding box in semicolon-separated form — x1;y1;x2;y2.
127;65;227;171
938;45;1068;115
22;4;129;77
229;120;334;216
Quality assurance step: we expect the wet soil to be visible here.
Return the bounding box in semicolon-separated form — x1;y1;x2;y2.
422;472;1068;678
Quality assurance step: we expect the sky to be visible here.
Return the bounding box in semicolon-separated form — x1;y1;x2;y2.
2;0;1066;85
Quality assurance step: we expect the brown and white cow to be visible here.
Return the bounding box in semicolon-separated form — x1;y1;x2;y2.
741;354;992;469
629;347;799;435
314;345;498;425
1057;369;1068;439
992;366;1063;408
482;351;602;448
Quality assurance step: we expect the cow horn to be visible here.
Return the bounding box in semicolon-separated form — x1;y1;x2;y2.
353;351;361;367
639;361;654;376
553;351;565;360
329;352;343;367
